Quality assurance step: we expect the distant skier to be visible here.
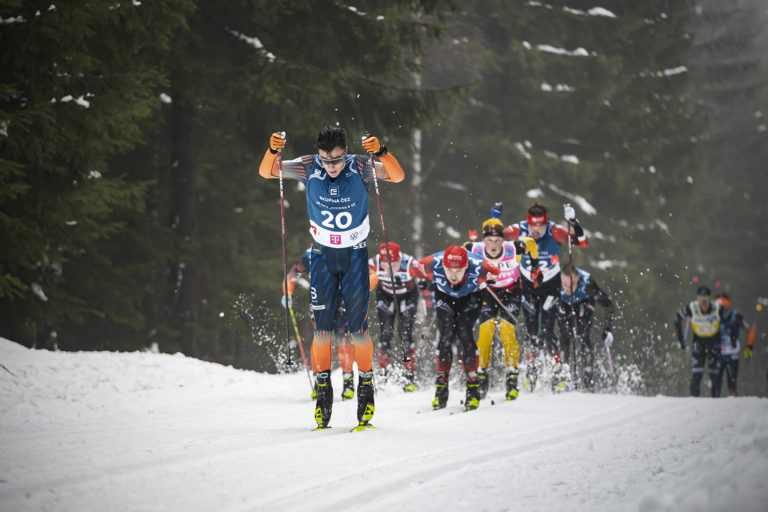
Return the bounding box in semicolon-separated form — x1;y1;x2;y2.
283;246;355;401
465;208;537;401
557;264;615;391
503;203;589;391
414;245;500;411
368;242;421;391
259;126;404;430
674;285;737;397
712;293;752;396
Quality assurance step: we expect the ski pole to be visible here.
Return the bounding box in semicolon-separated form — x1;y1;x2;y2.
288;303;314;392
605;344;615;377
276;133;293;366
365;134;409;363
748;303;762;351
564;203;577;345
484;285;517;322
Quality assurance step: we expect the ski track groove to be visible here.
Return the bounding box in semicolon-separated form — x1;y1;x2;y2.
232;396;680;512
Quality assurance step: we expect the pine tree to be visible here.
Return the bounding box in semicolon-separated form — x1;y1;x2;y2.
0;1;193;347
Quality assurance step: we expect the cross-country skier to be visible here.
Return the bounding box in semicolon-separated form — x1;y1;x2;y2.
503;203;589;391
674;285;737;397
259;126;404;429
414;245;500;411
368;242;421;391
283;246;355;401
712;293;752;396
465;213;537;401
557;263;615;391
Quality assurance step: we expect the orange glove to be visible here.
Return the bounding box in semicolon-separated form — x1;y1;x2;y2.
369;271;379;290
281;278;295;296
362;135;381;154
270;131;286;152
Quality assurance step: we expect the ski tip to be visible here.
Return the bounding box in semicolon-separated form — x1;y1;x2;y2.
490;400;496;406
349;423;375;432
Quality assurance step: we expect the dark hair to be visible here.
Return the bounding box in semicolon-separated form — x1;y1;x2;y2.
316;126;346;152
528;203;547;217
696;285;711;296
561;263;576;276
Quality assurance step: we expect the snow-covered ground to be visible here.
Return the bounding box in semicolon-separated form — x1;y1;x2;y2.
1;336;767;512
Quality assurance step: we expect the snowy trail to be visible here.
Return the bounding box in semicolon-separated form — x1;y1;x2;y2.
1;338;767;512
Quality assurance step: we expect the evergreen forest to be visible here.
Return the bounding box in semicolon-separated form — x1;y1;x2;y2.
2;0;766;396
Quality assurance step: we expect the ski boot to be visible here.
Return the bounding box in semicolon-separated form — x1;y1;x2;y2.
314;371;333;429
552;365;566;393
465;376;480;411
477;368;489;399
525;362;538;392
403;371;416;393
505;369;519;401
341;372;355;401
311;381;317;400
355;370;375;428
432;373;449;410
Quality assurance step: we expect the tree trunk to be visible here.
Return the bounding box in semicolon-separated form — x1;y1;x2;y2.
410;127;424;259
169;96;198;357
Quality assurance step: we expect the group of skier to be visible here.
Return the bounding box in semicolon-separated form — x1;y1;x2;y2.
259;126;757;430
259;126;625;429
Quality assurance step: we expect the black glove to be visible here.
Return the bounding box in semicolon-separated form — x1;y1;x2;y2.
572;219;585;238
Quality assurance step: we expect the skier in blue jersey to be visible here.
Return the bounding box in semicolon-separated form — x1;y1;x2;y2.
503;203;588;392
712;294;752;397
259;126;404;429
557;263;615;391
414;245;500;411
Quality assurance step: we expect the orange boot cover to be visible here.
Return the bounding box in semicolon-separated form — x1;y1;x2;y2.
337;333;354;373
351;330;374;372
311;331;333;373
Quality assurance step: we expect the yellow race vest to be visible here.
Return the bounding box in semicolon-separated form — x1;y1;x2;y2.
689;301;720;338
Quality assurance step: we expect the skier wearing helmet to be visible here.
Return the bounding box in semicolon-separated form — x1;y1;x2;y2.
368;242;421;391
415;245;499;411
465;206;538;402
